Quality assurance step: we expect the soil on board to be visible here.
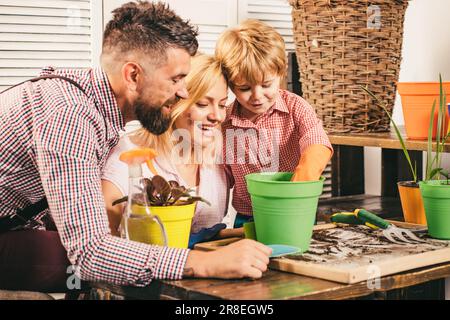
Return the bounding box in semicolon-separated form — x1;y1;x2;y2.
283;225;450;268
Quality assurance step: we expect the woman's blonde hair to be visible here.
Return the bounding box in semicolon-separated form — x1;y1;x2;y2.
130;54;226;159
215;19;287;85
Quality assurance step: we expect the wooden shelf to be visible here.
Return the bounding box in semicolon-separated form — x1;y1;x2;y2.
329;126;450;152
318;194;402;219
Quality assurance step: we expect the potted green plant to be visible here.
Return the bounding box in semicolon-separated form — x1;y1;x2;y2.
419;77;450;240
361;86;426;224
420;170;450;240
363;75;450;234
113;175;210;248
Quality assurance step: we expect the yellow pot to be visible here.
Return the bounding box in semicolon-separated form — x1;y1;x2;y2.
398;181;427;225
127;203;196;249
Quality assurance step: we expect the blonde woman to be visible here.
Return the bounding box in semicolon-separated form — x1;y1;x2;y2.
102;54;232;239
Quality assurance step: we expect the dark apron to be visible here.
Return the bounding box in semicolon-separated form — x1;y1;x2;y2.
0;75;87;232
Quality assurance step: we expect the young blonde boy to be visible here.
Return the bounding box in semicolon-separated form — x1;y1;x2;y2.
216;19;333;227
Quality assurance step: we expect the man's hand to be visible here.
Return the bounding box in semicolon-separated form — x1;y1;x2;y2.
184;239;272;279
291;144;332;182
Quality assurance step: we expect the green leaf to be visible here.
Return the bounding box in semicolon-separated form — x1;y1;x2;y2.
181;197;211;206
425;75;448;181
440;169;449;178
168;180;180;188
436;75;444;167
170;188;187;203
360;85;417;182
112;196;128;206
151;175;171;203
429;167;443;180
426;99;437;180
414;161;417;182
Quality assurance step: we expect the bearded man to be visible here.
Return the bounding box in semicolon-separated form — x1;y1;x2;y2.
0;1;270;293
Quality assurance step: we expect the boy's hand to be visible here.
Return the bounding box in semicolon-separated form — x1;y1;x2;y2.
184;239;272;279
291;145;332;182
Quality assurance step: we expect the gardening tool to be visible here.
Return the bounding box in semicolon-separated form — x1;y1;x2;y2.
188;223;227;249
267;244;300;258
330;209;425;245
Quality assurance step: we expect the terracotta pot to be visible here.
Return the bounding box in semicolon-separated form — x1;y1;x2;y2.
397;82;450;140
397;181;427;225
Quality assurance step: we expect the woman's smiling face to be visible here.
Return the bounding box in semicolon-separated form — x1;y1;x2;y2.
174;75;228;148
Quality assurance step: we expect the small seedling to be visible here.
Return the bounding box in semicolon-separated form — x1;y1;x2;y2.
113;175;211;207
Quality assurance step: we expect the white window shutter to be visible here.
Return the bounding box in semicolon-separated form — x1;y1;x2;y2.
0;0;102;91
165;0;238;54
105;0;238;55
238;0;294;52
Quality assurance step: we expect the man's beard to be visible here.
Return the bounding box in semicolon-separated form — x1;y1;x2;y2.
134;97;178;135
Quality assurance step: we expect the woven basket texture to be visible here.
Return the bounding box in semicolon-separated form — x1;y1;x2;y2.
289;0;409;133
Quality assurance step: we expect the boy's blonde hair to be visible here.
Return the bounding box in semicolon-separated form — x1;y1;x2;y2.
215;19;287;85
130;54;226;158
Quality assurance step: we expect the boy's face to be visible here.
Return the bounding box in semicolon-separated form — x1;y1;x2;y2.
231;74;281;121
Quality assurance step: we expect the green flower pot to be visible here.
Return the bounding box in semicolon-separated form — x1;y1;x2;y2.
245;172;324;253
419;180;450;240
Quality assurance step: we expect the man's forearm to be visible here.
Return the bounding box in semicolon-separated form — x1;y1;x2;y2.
74;233;189;286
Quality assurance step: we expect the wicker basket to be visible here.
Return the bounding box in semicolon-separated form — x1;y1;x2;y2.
289;0;409;133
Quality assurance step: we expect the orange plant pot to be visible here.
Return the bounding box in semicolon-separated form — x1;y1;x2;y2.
398;181;427;225
397;82;450;140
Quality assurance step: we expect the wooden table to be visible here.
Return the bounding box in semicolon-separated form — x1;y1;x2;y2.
90;261;449;300
89;128;450;300
89;196;448;300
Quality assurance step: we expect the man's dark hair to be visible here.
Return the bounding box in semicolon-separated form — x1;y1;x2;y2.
103;1;199;63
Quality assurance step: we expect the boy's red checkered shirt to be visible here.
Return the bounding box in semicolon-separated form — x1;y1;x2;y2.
222;89;333;215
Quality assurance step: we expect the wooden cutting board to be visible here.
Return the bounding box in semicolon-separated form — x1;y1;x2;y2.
194;222;450;284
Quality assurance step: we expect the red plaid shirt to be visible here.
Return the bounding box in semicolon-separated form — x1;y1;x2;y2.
222;89;333;215
0;67;188;286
